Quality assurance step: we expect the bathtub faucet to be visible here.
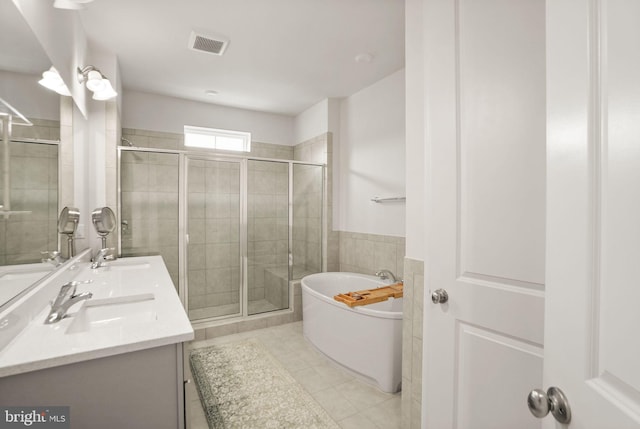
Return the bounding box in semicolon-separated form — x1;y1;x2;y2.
375;269;397;283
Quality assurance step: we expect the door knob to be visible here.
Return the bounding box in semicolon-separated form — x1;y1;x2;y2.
431;288;448;304
527;386;571;424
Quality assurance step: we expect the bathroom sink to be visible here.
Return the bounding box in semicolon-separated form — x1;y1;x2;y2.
65;293;156;334
0;266;55;304
0;268;52;281
106;260;151;271
89;260;151;272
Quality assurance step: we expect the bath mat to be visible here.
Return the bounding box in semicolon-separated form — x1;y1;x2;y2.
189;339;340;429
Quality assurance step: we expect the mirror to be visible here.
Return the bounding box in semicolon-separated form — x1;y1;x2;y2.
0;2;75;310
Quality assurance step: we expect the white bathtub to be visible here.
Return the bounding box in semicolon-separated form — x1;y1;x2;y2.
301;272;403;393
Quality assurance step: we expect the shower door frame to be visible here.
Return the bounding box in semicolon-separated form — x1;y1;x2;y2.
117;146;325;323
183;154;247;321
1;137;60;258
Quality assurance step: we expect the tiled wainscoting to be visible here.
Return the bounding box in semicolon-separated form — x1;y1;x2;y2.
401;258;424;428
337;231;406;280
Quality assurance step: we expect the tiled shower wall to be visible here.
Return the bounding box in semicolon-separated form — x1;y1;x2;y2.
0;118;60;265
293;132;339;272
187;160;241;312
247;160;289;306
292;164;323;274
120;151;180;287
120;127;296;291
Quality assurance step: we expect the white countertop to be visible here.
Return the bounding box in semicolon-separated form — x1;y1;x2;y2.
0;255;193;377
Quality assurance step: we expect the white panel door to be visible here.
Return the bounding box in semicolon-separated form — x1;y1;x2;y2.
423;0;546;428
543;0;640;427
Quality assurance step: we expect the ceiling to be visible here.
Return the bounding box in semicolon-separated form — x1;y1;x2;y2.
0;1;405;117
78;0;405;116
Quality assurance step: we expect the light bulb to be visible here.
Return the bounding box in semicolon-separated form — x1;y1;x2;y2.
92;79;118;100
85;70;106;92
38;66;71;96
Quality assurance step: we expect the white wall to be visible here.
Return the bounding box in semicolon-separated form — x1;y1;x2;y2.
294;99;329;144
123;90;294;145
337;69;406;237
404;0;425;259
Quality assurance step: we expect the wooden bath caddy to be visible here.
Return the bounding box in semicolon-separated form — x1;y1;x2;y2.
334;282;403;307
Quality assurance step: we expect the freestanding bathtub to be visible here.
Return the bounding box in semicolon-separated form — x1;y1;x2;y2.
301;272;403;393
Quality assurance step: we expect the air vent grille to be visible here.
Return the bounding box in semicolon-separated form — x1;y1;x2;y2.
189;31;229;56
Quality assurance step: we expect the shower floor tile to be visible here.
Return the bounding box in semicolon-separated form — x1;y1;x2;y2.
188;303;238;320
185;321;401;429
247;298;279;314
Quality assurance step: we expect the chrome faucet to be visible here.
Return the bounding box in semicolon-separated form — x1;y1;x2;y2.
91;248;114;269
41;250;65;267
375;269;397;282
45;281;93;324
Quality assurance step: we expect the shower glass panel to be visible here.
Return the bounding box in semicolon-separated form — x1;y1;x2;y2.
119;149;325;323
186;158;241;320
120;150;180;288
292;163;323;278
0;141;58;265
247;160;289;316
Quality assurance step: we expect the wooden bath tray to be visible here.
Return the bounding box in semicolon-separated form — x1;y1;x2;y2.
334;282;403;307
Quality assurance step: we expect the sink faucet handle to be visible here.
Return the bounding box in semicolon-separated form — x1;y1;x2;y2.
50;282;77;308
91;247;116;268
41;250;64;265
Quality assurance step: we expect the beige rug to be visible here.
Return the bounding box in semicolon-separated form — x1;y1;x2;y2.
190;339;340;429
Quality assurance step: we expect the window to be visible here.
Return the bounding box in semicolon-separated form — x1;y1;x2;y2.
184;125;251;152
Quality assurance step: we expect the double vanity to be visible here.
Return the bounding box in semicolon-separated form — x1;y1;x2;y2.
0;249;193;429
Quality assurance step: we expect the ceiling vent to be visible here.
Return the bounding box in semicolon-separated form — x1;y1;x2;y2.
188;31;229;56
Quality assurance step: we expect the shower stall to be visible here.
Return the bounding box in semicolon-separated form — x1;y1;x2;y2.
118;147;324;322
0;113;59;266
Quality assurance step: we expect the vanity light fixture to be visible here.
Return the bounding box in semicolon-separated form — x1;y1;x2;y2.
77;65;118;100
53;0;94;10
38;66;72;96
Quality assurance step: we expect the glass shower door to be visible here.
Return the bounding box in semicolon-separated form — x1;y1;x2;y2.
186;157;241;320
0;141;58;265
247;160;289;315
120;150;180;287
292;163;323;279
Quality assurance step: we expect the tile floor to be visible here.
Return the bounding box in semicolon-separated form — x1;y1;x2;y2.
185;321;401;429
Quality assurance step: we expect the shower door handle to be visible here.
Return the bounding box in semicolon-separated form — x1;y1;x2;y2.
431;288;448;304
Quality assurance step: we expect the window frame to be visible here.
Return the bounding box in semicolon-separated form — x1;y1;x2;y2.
184;125;251;152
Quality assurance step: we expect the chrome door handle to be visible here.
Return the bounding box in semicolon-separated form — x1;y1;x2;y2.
527;386;571;424
431;288;448;304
